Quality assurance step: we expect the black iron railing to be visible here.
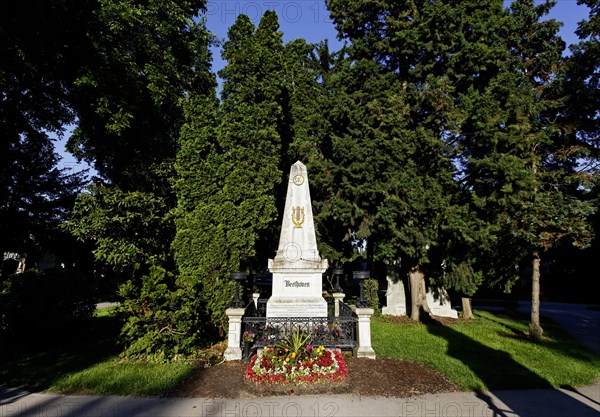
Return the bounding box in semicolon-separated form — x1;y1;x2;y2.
339;300;355;318
240;300;357;357
242;315;356;351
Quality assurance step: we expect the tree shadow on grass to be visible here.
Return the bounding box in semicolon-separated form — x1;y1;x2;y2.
426;315;551;390
480;311;600;364
426;315;599;417
0;315;121;393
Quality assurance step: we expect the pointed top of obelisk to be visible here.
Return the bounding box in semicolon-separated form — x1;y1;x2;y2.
269;161;327;271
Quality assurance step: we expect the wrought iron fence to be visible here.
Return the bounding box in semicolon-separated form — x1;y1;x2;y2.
339;300;355;318
240;300;358;359
242;315;356;351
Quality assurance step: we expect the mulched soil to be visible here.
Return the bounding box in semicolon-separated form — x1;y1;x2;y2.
171;355;460;398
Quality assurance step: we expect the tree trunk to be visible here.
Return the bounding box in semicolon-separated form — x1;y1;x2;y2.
462;297;473;320
529;251;544;340
408;267;429;321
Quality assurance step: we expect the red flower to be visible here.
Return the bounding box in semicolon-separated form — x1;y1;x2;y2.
245;349;348;385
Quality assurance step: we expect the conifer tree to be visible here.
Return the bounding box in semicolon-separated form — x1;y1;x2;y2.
62;0;216;357
459;0;595;338
325;0;505;319
173;11;288;332
1;0;90;268
0;133;84;270
326;0;596;327
547;1;600;300
282;40;353;263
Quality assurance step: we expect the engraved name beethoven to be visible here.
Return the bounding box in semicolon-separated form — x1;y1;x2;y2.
284;280;310;288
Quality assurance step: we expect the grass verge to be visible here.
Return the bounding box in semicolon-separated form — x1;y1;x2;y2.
372;310;600;391
49;359;197;397
1;308;221;397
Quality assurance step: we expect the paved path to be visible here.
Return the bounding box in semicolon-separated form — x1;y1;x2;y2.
1;383;599;417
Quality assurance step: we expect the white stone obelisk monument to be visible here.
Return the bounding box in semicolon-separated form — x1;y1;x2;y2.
267;161;328;318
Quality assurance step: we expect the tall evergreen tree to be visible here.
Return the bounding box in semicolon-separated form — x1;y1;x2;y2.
173;11;287;332
545;1;600;301
327;0;596;327
567;0;599;157
459;0;595;338
61;0;215;358
64;0;212;272
325;0;509;319
1;0;92;267
67;0;213;190
0;133;84;272
282;40;353;263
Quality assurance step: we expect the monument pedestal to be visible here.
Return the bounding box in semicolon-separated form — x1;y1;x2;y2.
267;262;328;318
332;292;345;317
266;298;327;318
354;307;376;359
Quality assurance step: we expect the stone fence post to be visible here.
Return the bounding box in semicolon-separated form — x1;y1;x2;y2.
354;307;376;359
333;292;345;317
224;307;245;361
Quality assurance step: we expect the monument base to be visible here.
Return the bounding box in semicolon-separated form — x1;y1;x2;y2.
266;297;327;318
382;305;407;316
426;287;458;319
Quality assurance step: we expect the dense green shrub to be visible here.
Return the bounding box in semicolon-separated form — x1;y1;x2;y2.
116;266;213;361
363;278;380;314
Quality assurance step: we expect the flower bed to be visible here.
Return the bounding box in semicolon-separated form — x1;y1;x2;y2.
246;345;348;385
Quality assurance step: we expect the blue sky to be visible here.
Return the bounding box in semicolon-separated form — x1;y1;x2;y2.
57;0;590;172
205;0;590;77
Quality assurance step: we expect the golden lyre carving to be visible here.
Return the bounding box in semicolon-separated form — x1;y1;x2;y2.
291;206;305;228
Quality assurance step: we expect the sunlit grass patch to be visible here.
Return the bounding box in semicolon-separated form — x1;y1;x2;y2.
372;310;600;391
50;358;197;397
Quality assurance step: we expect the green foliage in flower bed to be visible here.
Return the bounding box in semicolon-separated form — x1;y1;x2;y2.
363;278;380;313
246;345;348;385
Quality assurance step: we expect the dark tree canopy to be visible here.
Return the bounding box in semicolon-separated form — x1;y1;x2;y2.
59;0;217;357
67;0;214;191
0;133;84;268
0;1;92;266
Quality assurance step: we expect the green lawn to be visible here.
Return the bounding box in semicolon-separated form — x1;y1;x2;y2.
0;312;120;392
372;310;600;391
50;359;196;396
0;308;197;397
